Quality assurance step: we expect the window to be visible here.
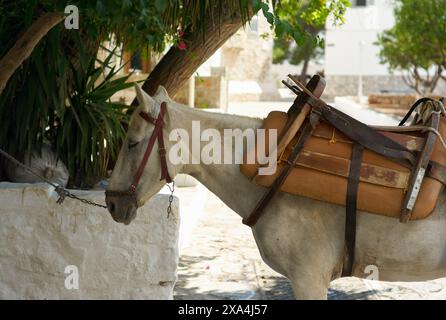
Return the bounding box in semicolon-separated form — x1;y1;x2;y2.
355;0;367;6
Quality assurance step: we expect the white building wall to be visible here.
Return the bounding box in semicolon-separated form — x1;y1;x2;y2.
196;50;222;77
325;0;396;76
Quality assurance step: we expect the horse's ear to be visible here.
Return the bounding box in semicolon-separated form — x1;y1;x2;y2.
134;83;155;113
154;85;170;100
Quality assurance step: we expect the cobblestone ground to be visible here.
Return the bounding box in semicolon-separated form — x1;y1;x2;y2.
173;189;446;300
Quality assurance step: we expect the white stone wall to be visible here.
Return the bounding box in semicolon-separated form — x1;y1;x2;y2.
0;183;180;299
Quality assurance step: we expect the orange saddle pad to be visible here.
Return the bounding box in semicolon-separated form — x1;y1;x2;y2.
240;111;446;220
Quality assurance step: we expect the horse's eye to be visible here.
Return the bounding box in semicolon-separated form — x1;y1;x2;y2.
128;140;139;150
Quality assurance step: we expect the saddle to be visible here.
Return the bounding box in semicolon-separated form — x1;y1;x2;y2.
240;74;446;276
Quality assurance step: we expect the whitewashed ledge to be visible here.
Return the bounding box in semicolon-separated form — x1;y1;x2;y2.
0;182;180;299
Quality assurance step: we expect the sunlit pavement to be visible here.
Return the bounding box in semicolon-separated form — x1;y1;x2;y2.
173;188;294;300
171;100;446;300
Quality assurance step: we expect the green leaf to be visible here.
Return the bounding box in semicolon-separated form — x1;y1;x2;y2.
155;0;168;13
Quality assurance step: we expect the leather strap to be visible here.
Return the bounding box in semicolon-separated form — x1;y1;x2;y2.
106;101;172;204
287;75;325;121
243;113;321;226
427;161;446;185
399;97;436;126
342;143;364;277
242;77;326;227
400;112;440;222
132;102;172;191
276;77;326;163
291;79;416;167
310;98;416;167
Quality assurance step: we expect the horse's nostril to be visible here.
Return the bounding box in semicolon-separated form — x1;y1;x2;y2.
108;201;116;214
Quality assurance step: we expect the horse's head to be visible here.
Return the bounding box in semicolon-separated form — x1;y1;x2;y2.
105;84;177;225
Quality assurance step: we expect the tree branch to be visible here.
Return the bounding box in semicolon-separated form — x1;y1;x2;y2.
429;65;442;93
402;71;417;93
0;12;64;95
135;4;258;103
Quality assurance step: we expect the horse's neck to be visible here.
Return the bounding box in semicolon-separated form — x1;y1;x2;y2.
171;104;264;218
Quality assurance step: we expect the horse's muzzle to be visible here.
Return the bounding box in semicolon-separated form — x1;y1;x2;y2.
105;194;137;225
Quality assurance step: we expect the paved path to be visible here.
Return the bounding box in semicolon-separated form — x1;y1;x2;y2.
174;189;294;300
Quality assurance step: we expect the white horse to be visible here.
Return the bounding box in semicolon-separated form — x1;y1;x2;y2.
105;85;446;299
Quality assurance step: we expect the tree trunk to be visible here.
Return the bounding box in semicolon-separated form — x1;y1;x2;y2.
0;12;64;95
300;56;310;83
135;5;258;103
298;31;318;84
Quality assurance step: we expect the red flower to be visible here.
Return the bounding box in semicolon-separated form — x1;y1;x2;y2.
177;40;187;51
178;30;185;37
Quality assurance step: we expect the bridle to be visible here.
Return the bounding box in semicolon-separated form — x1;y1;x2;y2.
105;101;172;204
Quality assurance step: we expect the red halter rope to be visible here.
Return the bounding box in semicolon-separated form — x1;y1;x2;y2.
105;101;172;201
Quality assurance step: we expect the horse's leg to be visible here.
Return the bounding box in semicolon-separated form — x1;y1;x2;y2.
251;199;345;300
289;272;330;300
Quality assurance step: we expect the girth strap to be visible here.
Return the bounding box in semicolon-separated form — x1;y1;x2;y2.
342;143;364;277
242;77;325;227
